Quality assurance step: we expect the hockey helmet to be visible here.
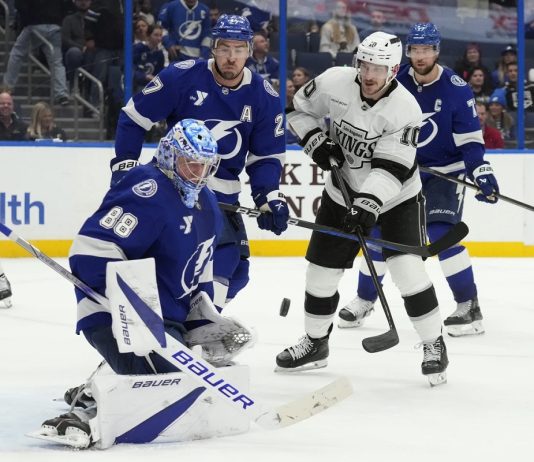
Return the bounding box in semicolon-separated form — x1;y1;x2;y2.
211;14;254;49
157;119;219;208
355;31;403;86
405;23;441;56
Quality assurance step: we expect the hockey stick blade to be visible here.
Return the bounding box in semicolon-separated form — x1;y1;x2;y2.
362;329;400;353
0;221;353;430
219;203;468;257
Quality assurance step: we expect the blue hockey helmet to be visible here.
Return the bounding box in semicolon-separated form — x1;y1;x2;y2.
405;23;441;56
211;14;254;47
157;119;220;208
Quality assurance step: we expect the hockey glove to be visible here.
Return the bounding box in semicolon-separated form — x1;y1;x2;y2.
343;194;382;236
470;163;499;203
110;159;139;187
300;128;345;171
254;190;289;235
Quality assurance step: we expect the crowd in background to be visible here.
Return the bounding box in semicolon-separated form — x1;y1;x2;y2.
0;0;532;147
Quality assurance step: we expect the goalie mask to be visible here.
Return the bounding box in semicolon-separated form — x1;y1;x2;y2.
354;31;402;89
157;119;220;208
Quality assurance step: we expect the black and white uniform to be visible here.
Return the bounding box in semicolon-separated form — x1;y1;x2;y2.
288;66;443;343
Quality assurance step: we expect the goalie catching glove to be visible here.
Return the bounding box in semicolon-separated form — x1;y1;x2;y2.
253;190;289;235
300;128;345;171
470;162;499;203
343;194;382;236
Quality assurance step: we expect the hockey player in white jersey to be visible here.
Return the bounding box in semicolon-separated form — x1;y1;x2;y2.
276;32;449;385
341;23;499;337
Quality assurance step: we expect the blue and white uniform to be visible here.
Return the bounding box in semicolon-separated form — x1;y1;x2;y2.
70;164;222;334
158;0;211;60
114;58;286;310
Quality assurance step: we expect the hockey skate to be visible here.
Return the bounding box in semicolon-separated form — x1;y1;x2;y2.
0;273;13;309
28;411;93;449
64;384;95;409
275;335;329;372
200;326;257;367
420;335;449;387
443;297;485;337
338;297;374;328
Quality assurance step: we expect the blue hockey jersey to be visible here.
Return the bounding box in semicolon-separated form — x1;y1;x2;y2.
397;64;485;174
133;42;165;88
158;0;211;60
115;59;286;204
69;164;223;334
246;55;279;83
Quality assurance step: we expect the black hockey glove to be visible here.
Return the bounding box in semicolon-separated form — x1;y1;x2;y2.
469;162;499;203
343;194;382;236
300;128;344;171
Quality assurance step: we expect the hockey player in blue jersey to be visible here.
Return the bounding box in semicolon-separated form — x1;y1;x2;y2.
158;0;211;61
112;14;288;342
38;118;230;443
339;23;499;337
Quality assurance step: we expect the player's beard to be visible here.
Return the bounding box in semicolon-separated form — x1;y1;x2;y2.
410;58;437;76
214;61;244;83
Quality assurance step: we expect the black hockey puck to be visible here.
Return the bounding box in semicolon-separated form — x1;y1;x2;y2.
279;298;291;317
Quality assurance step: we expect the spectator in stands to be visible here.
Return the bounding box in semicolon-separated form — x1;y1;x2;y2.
3;0;70;106
135;0;155;25
134;17;150;44
246;32;279;84
26;101;67;141
320;0;360;58
476;101;504;149
358;9;394;40
498;62;534;112
286;78;296;109
209;5;221;27
0;90;28;140
62;0;95;88
453;42;491;84
467;66;493;104
492;44;517;88
486;90;515;141
158;0;211;62
239;2;271;34
85;2;124;109
292;66;311;92
133;24;166;93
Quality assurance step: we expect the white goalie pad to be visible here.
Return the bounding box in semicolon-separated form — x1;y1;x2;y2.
184;292;257;366
106;258;166;356
90;366;250;448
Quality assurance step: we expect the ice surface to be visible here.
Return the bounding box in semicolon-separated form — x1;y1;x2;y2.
1;256;533;461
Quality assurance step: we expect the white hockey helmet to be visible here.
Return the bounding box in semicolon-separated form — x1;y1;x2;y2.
354;31;403;86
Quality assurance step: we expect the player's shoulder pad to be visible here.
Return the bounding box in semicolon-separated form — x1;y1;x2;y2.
386;82;423;124
441;66;469;88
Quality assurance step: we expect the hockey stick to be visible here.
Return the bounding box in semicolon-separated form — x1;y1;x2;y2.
328;159;399;353
219;204;468;258
419;166;534;212
0;222;352;429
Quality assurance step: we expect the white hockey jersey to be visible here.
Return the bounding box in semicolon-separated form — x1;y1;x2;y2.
288;66;423;213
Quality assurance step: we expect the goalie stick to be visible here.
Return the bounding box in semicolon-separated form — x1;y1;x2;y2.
0;222;352;430
219;204;469;258
419;166;534;212
329;158;398;353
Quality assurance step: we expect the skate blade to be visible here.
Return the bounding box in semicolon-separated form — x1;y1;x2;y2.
337;318;364;329
446;321;485;337
426;372;447;387
26;429;91;449
274;359;328;373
